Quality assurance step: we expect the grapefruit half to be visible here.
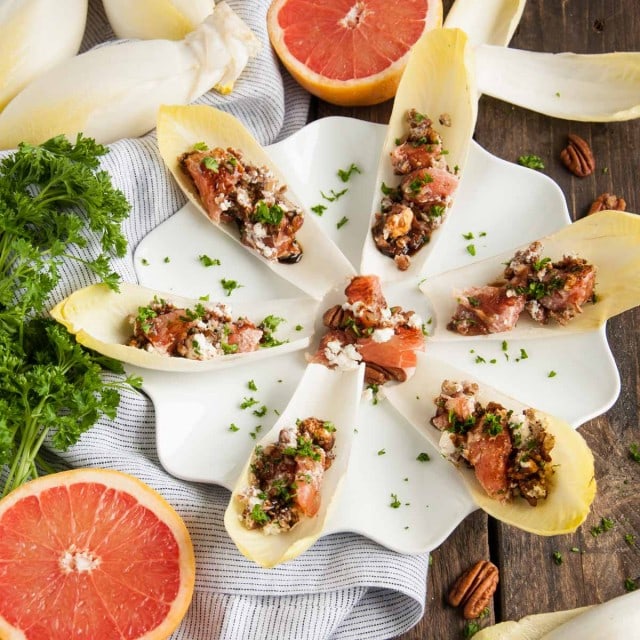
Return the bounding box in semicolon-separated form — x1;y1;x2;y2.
0;469;195;639
267;0;443;106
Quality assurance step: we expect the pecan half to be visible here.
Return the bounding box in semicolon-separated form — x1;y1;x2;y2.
322;305;346;329
587;192;626;215
447;560;499;619
364;362;407;386
560;134;595;177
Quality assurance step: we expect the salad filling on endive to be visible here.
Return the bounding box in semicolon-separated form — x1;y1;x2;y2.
180;144;303;263
372;109;459;271
449;241;596;335
237;417;336;534
432;380;555;505
313;275;426;385
129;297;283;360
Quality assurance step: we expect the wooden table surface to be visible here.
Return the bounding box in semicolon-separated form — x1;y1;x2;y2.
311;1;640;637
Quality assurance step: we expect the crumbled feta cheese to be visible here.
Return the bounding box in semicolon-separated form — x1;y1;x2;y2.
280;427;298;449
324;340;362;370
439;431;458;461
406;312;424;329
372;327;394;343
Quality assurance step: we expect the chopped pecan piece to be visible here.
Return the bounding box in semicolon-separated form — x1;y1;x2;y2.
322;305;346;329
560;134;595;177
364;362;407;386
447;560;499;619
587;192;626;215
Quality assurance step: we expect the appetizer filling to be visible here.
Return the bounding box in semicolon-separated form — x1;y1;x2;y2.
313;275;425;385
432;380;555;505
181;145;303;263
129;297;283;359
238;418;336;534
449;241;597;335
372;109;459;271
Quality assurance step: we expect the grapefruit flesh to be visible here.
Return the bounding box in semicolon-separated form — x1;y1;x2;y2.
0;469;195;640
267;0;443;106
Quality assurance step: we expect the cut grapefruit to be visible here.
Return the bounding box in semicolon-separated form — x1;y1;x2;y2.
267;0;443;106
0;469;195;639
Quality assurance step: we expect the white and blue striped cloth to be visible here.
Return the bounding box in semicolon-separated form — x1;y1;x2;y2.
45;1;432;638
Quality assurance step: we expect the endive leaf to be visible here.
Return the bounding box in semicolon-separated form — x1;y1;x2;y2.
360;28;478;281
224;363;364;567
422;210;640;341
156;104;356;300
0;0;87;111
475;591;640;639
444;0;526;46
476;45;640;121
102;0;213;40
386;353;596;535
0;2;259;149
50;283;318;373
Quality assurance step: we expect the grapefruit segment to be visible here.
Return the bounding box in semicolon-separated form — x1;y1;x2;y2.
267;0;443;106
0;469;195;640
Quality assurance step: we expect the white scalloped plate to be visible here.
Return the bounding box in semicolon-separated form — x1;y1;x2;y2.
130;117;619;555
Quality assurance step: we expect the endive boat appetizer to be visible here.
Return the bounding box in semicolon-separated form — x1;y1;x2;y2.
312;275;426;386
0;0;87;111
103;0;213;41
360;28;478;280
224;363;364;567
444;0;526;47
422;210;640;340
386;354;595;535
0;2;259;149
474;591;640;639
50;283;318;372
157;104;355;300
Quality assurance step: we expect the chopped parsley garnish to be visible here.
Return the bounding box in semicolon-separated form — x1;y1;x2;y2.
517;154;545;170
466;244;476;256
337;216;349;229
199;294;210;301
533;257;552;271
192;141;208;151
220;278;242;296
625;533;636;546
484;412;503;436
258;314;287;348
220;341;238;355
416;452;430;462
467;296;481;308
337;163;362;182
141;257;149;266
254;200;284;226
389;494;402;508
247;379;257;391
430;204;445;218
462;231;474;240
591;516;615;537
624;578;638;592
548;370;557;378
377;448;386;456
283;436;321;461
311;204;327;216
475;355;486;364
380;181;396;196
463;620;481;638
250;503;269;525
201;156;219;172
295;324;303;331
367;383;380;405
408;173;433;193
136;305;158;334
163;256;170;263
552;551;563;565
323;421;336;432
502;340;509;352
240;397;259;410
253;405;267;417
629;443;640;462
519;348;529;360
229;423;240;432
321;187;348;202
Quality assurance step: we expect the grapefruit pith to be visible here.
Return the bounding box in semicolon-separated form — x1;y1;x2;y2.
267;0;443;106
0;469;195;639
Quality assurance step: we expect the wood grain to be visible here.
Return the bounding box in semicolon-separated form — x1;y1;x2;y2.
312;0;640;637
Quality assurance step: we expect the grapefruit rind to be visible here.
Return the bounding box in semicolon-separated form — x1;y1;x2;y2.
0;468;195;640
385;354;596;536
50;282;318;372
156;104;355;300
266;0;443;107
360;27;478;281
443;0;526;46
224;363;364;568
421;209;640;341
